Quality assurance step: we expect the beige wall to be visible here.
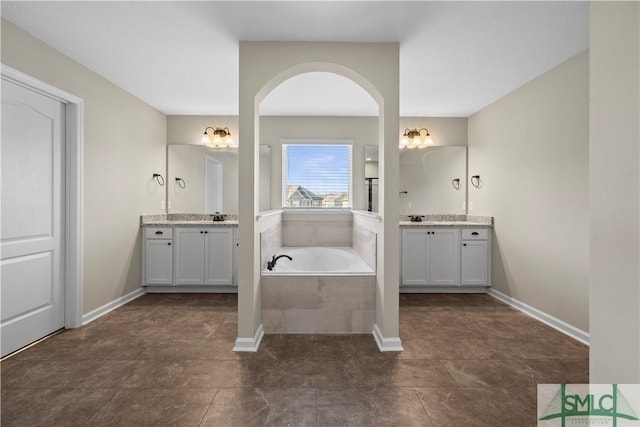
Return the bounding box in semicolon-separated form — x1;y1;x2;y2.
589;2;640;383
1;19;167;314
167;115;468;215
468;50;589;332
167;115;378;212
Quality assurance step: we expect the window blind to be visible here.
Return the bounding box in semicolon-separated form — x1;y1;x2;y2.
282;143;352;209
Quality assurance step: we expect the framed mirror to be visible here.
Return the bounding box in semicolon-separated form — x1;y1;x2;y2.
399;146;467;215
167;144;271;214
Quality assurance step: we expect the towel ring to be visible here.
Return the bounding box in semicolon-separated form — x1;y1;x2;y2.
153;173;165;186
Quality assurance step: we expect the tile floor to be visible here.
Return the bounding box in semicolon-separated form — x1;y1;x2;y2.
0;292;588;426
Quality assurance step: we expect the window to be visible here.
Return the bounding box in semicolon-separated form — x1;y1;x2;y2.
282;141;353;209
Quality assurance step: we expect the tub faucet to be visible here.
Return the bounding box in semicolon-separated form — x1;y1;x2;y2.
267;254;293;271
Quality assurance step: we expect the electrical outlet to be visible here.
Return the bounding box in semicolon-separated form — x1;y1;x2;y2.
408;201;412;209
160;200;165;210
168;201;172;210
468;201;473;211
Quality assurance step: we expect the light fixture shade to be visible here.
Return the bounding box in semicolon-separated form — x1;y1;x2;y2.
200;126;235;148
399;128;434;149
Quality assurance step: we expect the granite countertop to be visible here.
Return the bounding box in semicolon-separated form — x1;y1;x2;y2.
140;213;238;227
140;213;492;228
144;219;238;227
399;214;493;228
399;221;490;228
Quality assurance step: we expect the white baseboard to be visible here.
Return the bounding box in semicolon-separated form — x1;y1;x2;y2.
233;324;264;352
144;286;238;293
400;286;487;293
486;288;590;346
81;287;146;326
372;324;404;352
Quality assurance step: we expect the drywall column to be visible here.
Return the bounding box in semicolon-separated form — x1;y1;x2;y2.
236;42;401;351
589;1;640;383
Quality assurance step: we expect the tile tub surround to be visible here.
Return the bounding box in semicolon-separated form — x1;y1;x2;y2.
353;221;377;271
261;276;376;334
0;293;588;426
281;214;353;247
260;223;282;271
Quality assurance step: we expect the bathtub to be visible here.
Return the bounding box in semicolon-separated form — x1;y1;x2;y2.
261;246;376;333
262;247;374;276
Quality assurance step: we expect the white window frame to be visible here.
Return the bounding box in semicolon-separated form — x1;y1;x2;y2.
281;139;353;211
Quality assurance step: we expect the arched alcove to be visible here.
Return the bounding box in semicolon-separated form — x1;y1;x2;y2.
259;71;379;117
235;42;401;352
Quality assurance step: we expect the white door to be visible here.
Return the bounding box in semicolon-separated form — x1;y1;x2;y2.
1;78;65;357
205;155;222;214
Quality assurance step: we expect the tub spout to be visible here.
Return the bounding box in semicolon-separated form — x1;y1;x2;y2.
267;254;293;271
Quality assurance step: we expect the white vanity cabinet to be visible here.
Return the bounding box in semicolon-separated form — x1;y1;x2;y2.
143;227;174;285
401;228;460;286
401;226;491;289
461;229;491;286
174;227;236;286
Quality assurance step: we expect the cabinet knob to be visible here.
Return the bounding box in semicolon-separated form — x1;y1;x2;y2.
471;232;479;236
463;243;467;246
200;231;203;234
168;242;171;246
155;231;163;235
204;231;208;234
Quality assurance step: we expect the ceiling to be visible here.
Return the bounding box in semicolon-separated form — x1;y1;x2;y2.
1;1;589;117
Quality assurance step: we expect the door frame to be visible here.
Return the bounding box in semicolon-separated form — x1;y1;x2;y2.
1;64;84;328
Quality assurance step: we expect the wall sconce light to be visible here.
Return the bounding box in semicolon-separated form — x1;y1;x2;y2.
200;126;235;148
399;128;433;149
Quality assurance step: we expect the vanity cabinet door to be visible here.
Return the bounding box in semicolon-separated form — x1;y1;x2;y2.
401;229;429;285
461;232;490;286
401;228;460;286
174;228;206;285
145;239;173;285
204;228;234;285
428;229;460;285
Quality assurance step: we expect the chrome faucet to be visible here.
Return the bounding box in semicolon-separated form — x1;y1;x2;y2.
267;254;293;271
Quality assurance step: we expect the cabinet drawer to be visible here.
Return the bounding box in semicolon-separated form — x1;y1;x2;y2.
461;229;488;240
145;227;173;239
